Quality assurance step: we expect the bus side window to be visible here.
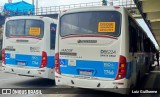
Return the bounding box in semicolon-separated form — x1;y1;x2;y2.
129;21;138;52
143;37;150;52
137;29;140;52
50;23;57;49
129;26;133;52
141;32;144;52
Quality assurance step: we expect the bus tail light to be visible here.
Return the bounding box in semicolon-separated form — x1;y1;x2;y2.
55;53;61;74
2;49;6;64
115;55;126;80
40;51;47;68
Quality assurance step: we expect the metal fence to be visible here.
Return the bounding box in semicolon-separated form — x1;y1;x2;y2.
35;2;101;15
112;0;136;8
35;0;136;15
0;0;136;16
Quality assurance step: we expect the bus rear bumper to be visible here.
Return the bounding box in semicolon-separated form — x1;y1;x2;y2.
55;73;130;94
2;64;55;79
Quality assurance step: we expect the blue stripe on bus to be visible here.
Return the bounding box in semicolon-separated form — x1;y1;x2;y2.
60;59;118;78
59;59;132;79
5;53;55;68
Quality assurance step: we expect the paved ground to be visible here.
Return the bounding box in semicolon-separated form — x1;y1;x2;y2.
0;61;160;97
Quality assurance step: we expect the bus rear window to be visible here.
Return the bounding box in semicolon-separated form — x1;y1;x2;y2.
6;19;44;38
60;11;121;37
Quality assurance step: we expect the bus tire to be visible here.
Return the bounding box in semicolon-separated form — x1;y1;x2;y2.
136;72;140;89
130;85;140;97
148;63;152;73
128;85;134;95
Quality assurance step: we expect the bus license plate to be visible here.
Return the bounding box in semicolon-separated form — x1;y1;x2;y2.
79;70;92;76
17;61;26;66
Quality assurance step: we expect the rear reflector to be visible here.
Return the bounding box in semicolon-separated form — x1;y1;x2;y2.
55;53;61;74
2;49;6;64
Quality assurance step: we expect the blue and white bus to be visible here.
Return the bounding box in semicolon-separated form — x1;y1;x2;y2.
2;16;57;79
55;6;155;94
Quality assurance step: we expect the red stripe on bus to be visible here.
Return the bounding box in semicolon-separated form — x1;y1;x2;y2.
61;35;118;39
7;36;41;40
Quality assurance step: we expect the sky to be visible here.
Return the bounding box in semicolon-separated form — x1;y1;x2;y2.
0;0;158;46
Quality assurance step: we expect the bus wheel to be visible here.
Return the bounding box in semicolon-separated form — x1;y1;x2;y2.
136;72;140;89
130;85;140;97
147;62;152;73
129;85;134;95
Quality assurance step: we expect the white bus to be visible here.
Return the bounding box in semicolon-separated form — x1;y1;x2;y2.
55;6;155;94
2;16;57;79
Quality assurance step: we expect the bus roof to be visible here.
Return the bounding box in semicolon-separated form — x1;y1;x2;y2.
61;6;125;15
5;16;57;21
